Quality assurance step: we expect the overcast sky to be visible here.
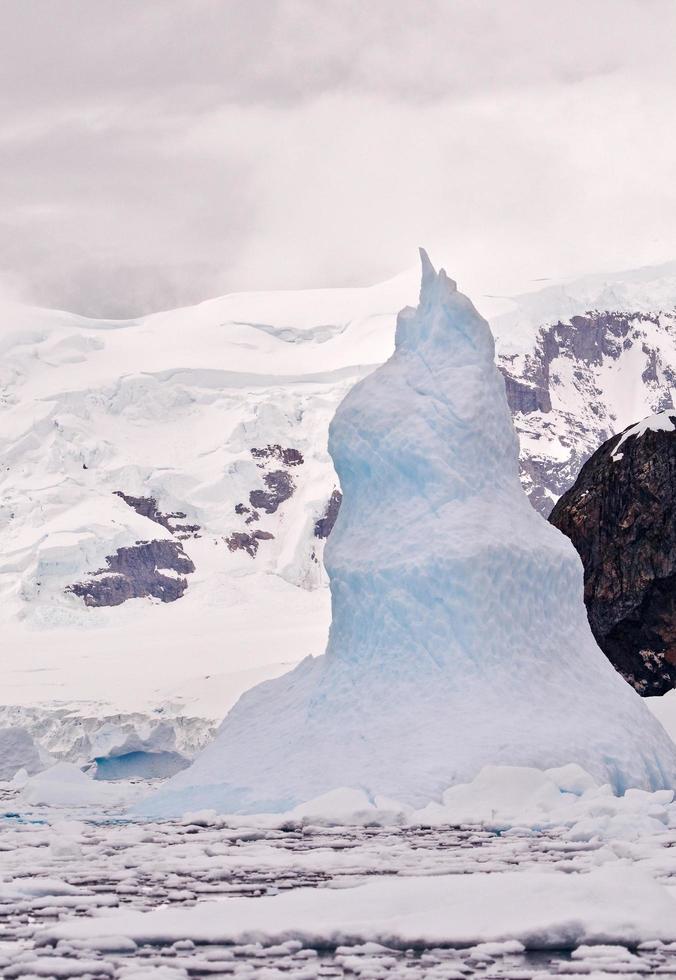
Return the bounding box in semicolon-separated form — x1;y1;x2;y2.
1;0;676;316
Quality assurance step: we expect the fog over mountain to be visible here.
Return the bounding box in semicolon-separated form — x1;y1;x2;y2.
2;0;676;315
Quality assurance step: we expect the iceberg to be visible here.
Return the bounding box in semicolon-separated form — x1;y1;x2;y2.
143;251;676;816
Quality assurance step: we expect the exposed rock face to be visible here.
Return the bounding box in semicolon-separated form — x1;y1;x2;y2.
69;539;195;607
249;470;295;514
228;445;302;559
550;411;676;695
114;492;200;539
227;447;339;578
314;489;342;539
226;530;275;557
499;370;551;415
251;445;304;467
494;305;676;516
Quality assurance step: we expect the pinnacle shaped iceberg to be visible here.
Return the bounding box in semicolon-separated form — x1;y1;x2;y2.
144;252;676;816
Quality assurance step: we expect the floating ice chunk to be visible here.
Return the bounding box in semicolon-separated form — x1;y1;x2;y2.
468;940;526;957
545;763;599;796
571;944;637;960
39;865;676;950
2;956;115;977
21;761;137;807
289;787;410;826
436;767;563;827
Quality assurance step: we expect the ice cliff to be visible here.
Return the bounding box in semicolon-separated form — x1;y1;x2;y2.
143;252;676;816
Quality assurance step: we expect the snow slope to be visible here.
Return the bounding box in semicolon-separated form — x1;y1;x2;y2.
3;258;676;762
142;253;676;816
0;271;423;754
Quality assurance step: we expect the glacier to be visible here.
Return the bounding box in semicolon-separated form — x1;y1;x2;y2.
143;252;676;817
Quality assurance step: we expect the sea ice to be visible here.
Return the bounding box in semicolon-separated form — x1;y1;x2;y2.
39;864;676;951
5;773;676;973
143;251;676;817
21;761;139;807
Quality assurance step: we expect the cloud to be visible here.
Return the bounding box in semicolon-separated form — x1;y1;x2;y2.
1;0;676;315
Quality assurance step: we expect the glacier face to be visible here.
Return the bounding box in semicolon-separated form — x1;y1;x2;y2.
143;254;676;816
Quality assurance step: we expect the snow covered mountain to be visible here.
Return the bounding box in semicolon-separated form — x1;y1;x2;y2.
2;258;676;765
0;271;416;763
494;262;676;514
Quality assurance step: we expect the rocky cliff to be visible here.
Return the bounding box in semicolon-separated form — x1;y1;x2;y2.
492;267;676;515
550;411;676;695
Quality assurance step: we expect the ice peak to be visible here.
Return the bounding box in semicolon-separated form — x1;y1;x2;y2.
398;250;489;361
418;247;436;297
418;247;457;305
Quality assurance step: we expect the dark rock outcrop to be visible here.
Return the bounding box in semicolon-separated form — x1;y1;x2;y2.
251;445;304;467
114;492;200;539
249;470;295;515
550;413;676;695
225;445;305;560
226;530;274;557
234;502;260;524
69;539;195;607
500;370;551;415
314;489;342;539
230;446;301;548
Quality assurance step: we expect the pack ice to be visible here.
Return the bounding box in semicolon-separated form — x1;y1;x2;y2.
143;252;676;816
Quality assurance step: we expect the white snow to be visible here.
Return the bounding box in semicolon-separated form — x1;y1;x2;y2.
142;252;676;818
611;408;676;460
648;690;676;745
491;260;676;357
0;270;419;758
38;864;676;950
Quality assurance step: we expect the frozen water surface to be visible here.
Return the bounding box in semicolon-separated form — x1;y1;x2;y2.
3;776;676;977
